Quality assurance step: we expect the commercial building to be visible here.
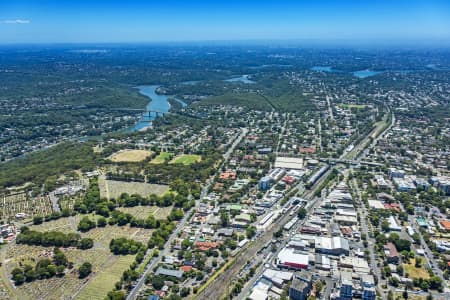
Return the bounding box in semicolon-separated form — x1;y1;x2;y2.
315;236;350;256
258;176;271;191
393;177;416;192
414;178;430;191
262;269;293;288
339;256;370;274
388;168;405;179
268;168;286;181
277;247;309;269
374;174;388;188
361;274;376;300
289;277;312;300
339;271;353;300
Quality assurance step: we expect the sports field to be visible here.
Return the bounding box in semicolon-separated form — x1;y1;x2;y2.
149;152;173;164
109;149;152;162
169;154;202;165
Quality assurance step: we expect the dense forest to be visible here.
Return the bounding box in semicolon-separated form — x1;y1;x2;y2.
0;141;99;190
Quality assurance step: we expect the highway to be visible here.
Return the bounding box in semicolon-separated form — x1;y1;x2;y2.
127;127;248;300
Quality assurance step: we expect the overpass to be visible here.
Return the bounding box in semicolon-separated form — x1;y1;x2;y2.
319;158;383;167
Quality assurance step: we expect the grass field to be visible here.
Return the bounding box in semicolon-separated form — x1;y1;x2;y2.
98;179;169;199
109;149;152;163
149;152;173;164
76;255;135;300
169;154;202;165
403;259;430;279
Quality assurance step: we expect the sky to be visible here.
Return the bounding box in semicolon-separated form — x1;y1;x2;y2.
1;0;450;44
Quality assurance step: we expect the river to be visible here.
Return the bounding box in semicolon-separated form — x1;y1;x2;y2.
131;85;186;132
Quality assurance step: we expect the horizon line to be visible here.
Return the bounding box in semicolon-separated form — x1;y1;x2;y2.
1;37;450;47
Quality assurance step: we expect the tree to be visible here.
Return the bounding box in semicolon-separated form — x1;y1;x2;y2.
387;290;394;300
79;238;94;249
246;226;256;239
33;215;43;225
415;257;422;268
109;238;144;255
381;220;390;232
412;232;421;244
97;216;107;227
297;207;307;219
273;229;283;238
79;262;92;278
220;211;230;227
152;276;164;290
24;265;36;282
428;276;443;291
54;248;68;266
78;216;96;232
56;265;65;276
180;287;190;297
11;268;25;285
403;286;409;299
315;281;324;296
397;265;404;276
106;290;126;300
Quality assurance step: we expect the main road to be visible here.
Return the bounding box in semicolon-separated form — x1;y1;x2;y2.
127;128;248;300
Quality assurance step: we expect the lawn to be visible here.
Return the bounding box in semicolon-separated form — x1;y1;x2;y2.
169;154;202;165
109;149;152;163
403;259;430;279
149;152;173;164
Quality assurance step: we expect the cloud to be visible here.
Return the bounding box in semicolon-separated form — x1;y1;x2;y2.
1;19;31;24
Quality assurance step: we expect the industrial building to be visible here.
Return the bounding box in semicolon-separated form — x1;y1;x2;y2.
315;236;350;256
277;247;309;269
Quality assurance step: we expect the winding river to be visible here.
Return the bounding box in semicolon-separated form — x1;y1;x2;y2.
131;85;186;132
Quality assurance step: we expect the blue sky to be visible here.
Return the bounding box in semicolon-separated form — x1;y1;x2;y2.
1;0;450;44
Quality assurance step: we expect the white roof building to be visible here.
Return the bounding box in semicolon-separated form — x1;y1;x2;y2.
277;247;309;269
